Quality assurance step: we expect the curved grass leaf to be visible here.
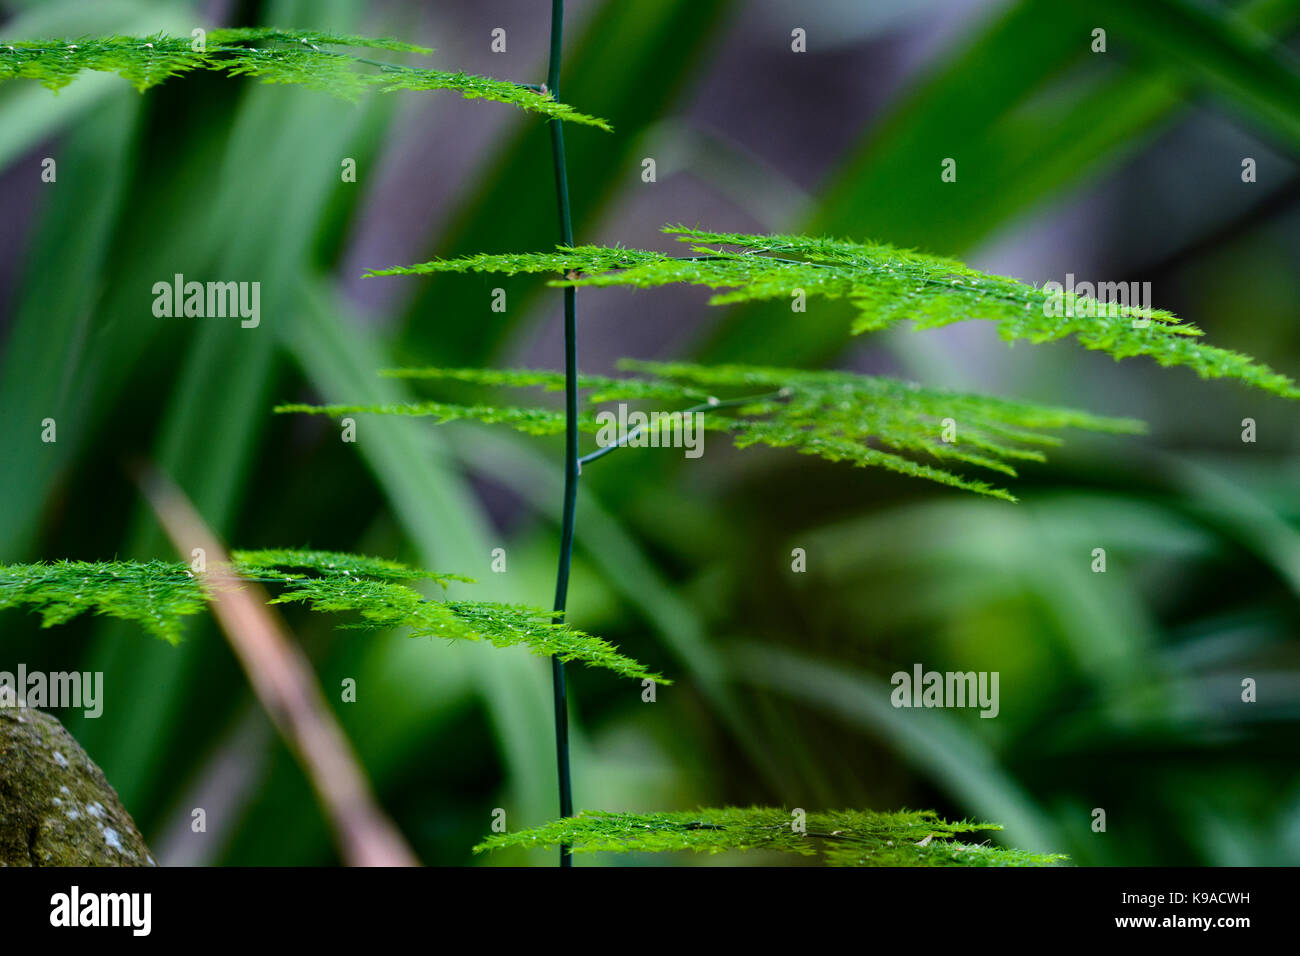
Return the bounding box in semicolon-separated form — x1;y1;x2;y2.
473;807;1068;866
367;226;1300;398
0;549;658;680
0;29;611;126
1071;0;1300;150
276;360;1146;502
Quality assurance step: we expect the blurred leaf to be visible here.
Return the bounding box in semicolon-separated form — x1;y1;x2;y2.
731;642;1064;853
1071;0;1300;152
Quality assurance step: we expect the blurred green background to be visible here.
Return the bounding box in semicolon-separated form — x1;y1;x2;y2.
1;0;1297;866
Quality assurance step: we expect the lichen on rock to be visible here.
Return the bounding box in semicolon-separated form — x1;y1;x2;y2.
0;696;155;867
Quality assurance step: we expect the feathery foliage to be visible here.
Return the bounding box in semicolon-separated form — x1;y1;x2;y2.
275;397;591;436
0;559;207;643
0;29;611;127
0;550;659;680
474;807;1068;866
368;226;1300;398
276;360;1145;501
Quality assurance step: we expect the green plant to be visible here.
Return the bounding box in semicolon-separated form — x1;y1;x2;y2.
276;361;1145;502
5;4;1295;868
474;807;1068;867
0;18;634;864
0;28;608;125
368;226;1298;397
275;4;1297;867
0;550;659;680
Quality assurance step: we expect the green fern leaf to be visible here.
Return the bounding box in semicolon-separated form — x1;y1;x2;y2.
378;366;706;403
0;550;659;680
366;226;1299;398
273;398;580;436
277;361;1145;502
205;28;432;54
231;547;469;583
0;559;206;643
474;807;1068;867
0;30;610;127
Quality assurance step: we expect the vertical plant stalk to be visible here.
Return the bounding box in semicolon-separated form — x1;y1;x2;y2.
546;0;577;867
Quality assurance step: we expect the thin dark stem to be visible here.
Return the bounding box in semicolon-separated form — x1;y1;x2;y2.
545;0;577;868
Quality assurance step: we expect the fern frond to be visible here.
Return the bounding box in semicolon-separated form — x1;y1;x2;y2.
277;361;1144;501
274;399;581;436
0;550;659;680
0;31;610;127
378;366;707;403
205;28;432;54
473;807;1068;867
0;559;206;643
367;226;1300;398
231;547;468;583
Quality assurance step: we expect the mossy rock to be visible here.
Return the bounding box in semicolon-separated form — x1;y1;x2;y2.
0;701;155;866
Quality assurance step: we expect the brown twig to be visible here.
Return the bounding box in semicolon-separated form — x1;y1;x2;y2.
134;463;419;867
